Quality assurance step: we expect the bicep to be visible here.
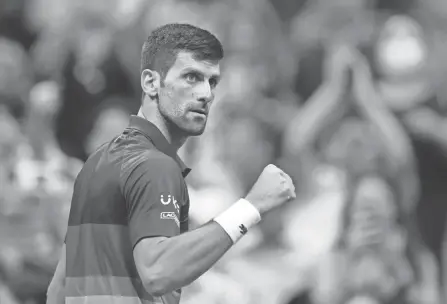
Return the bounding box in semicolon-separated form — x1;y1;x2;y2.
133;236;167;279
122;158;186;249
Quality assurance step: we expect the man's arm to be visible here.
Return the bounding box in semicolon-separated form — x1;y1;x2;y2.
280;47;352;191
46;244;66;304
282;44;354;156
123;158;295;297
282;79;347;155
124;157;233;296
352;56;414;171
133;222;232;296
352;55;420;212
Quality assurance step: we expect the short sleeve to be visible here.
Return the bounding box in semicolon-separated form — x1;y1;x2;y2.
122;157;184;248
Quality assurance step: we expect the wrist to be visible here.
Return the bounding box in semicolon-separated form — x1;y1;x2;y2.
213;198;261;244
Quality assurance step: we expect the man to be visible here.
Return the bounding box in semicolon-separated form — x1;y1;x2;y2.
46;23;296;304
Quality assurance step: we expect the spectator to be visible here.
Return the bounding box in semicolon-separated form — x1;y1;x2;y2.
55;10;137;161
84;97;132;155
19;80;82;195
374;15;447;301
311;174;438;304
0;37;30;120
283;48;439;304
0;81;79;304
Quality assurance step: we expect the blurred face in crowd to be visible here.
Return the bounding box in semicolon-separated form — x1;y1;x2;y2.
348;176;396;247
144;51;221;136
86;106;130;154
75;16;112;66
376;15;427;78
325;118;380;174
352;176;395;221
29;81;61;118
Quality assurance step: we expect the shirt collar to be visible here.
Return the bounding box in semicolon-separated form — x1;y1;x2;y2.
127;115;191;177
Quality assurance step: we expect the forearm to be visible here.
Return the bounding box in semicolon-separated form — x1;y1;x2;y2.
286;82;344;152
360;100;420;211
357;87;413;167
143;221;233;295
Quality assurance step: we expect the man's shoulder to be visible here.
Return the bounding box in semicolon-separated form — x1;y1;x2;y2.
82;133;168;171
122;148;178;171
120;149;182;184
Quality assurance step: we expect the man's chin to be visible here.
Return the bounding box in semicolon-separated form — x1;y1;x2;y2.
176;122;206;137
186;126;206;136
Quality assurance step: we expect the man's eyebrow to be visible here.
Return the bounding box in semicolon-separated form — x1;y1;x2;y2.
181;67;202;74
211;74;221;81
181;67;220;80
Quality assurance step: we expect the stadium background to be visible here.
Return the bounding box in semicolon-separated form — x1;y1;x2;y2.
1;0;447;303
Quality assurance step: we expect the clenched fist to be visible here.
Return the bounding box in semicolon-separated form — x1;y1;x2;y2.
245;164;296;214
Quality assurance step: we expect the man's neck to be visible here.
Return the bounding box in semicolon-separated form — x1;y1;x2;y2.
137;107;187;152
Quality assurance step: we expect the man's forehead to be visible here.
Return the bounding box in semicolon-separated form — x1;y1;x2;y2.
172;51;220;76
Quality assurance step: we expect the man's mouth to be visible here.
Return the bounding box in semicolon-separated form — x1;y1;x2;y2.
190;109;207;115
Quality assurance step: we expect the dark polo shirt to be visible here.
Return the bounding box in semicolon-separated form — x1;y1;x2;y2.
64;115;191;304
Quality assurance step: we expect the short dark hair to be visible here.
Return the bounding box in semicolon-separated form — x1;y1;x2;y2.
141;23;224;79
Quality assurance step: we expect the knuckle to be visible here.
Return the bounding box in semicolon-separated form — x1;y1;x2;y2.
266;164;276;170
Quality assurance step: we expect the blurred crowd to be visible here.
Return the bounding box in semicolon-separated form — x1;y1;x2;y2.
1;0;447;303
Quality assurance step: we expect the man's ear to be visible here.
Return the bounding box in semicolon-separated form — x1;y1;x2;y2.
141;69;161;98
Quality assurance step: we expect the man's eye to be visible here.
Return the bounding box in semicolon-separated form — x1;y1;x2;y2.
209;78;218;88
185;73;199;82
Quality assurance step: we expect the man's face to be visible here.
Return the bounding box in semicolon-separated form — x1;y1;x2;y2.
158;51;221;136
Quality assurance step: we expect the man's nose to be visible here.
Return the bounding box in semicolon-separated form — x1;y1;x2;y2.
196;82;213;103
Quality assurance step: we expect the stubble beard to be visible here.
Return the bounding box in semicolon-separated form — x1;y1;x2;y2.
158;104;207;138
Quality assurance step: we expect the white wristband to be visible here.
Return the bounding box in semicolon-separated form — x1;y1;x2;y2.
214;198;261;244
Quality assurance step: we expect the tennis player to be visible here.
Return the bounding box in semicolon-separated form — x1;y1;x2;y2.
46;23;296;304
